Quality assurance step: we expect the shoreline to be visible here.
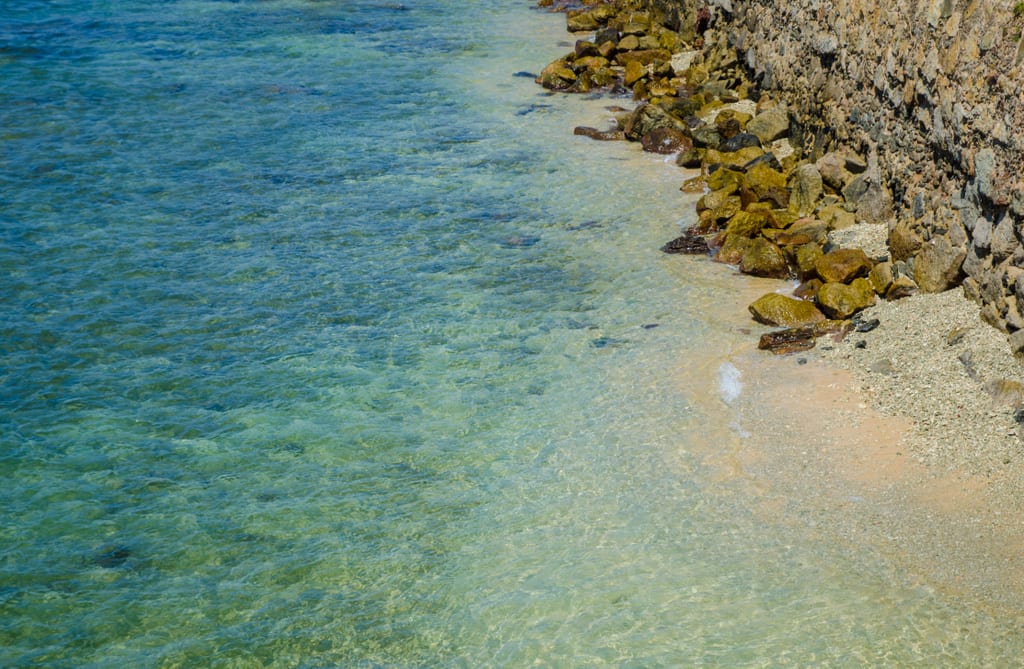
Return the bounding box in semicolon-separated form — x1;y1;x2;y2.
533;0;1024;612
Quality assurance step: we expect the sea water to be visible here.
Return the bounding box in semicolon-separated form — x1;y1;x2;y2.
2;0;1023;666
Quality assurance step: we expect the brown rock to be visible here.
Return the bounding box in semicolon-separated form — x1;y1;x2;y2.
914;235;966;292
641;127;691;154
886;275;919;299
757;320;853;355
868;261;895;295
758;327;817;354
661;229;710;255
748;293;827;327
889;219;924;261
816;279;876;319
573;126;625;141
794;278;823;300
815;248;873;284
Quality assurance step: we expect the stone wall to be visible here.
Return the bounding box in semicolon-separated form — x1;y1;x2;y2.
646;0;1024;353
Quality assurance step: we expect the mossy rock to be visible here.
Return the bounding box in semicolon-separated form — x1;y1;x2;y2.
748;293;826;327
739;238;789;278
724;210;771;238
715;233;753;264
816;278;876;319
706;167;743;192
742;163;788;198
795;243;824;280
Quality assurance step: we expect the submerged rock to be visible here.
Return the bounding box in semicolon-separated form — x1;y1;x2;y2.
573;126;625;141
661;229;710;255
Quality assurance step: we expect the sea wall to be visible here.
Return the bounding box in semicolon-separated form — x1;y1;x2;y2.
642;0;1024;353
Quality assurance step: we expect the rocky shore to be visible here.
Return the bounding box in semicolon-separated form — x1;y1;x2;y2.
532;0;1024;608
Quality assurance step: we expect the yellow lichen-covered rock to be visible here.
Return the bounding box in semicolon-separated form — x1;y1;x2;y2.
816;278;876;319
739;237;789;278
748;293;826;327
724;210;772;238
795;242;824;280
742;163;788;198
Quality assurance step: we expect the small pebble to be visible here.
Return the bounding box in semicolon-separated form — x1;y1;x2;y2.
797;357;808;365
855;340;867;349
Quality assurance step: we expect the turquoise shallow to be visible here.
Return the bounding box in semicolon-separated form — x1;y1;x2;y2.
2;0;1024;666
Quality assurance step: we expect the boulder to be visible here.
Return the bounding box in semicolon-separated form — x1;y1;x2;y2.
624;59;646;86
816;278;876;319
815;248;873;284
914;235;966;292
786;219;828;244
745;108;790;144
795;243;824;280
641;127;691;154
886;275;919;299
788;164;823;216
566;10;600;32
617;35;640;52
676;147;704;168
724;210;772;238
889;219;924;261
715;233;753;264
868;261;895;295
719;132;761;153
623;103;681;141
536;60;577;90
740;238;789;278
815;152;848;191
842;174;892;223
742;163;788;199
748;293;827;327
573;126;625;141
615;48;672;67
793;278;823;300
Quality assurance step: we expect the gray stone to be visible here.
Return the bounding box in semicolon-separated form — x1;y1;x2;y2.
975;148;995;200
973;216;992;251
991;216;1018;262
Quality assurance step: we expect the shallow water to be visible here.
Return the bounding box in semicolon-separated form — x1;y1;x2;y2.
2;0;1024;666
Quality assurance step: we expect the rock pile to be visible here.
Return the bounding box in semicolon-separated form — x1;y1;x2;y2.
536;0;920;353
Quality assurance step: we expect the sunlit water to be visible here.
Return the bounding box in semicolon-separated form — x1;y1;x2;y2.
3;0;1024;666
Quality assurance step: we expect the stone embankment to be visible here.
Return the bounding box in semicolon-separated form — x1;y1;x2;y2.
537;0;1024;357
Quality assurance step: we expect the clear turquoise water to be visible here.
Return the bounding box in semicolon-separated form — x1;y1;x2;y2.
3;1;1024;666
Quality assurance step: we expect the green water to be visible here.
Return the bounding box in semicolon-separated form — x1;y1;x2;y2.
2;0;1023;665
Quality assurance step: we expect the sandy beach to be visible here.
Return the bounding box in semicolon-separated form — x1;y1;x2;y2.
731;221;1024;614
